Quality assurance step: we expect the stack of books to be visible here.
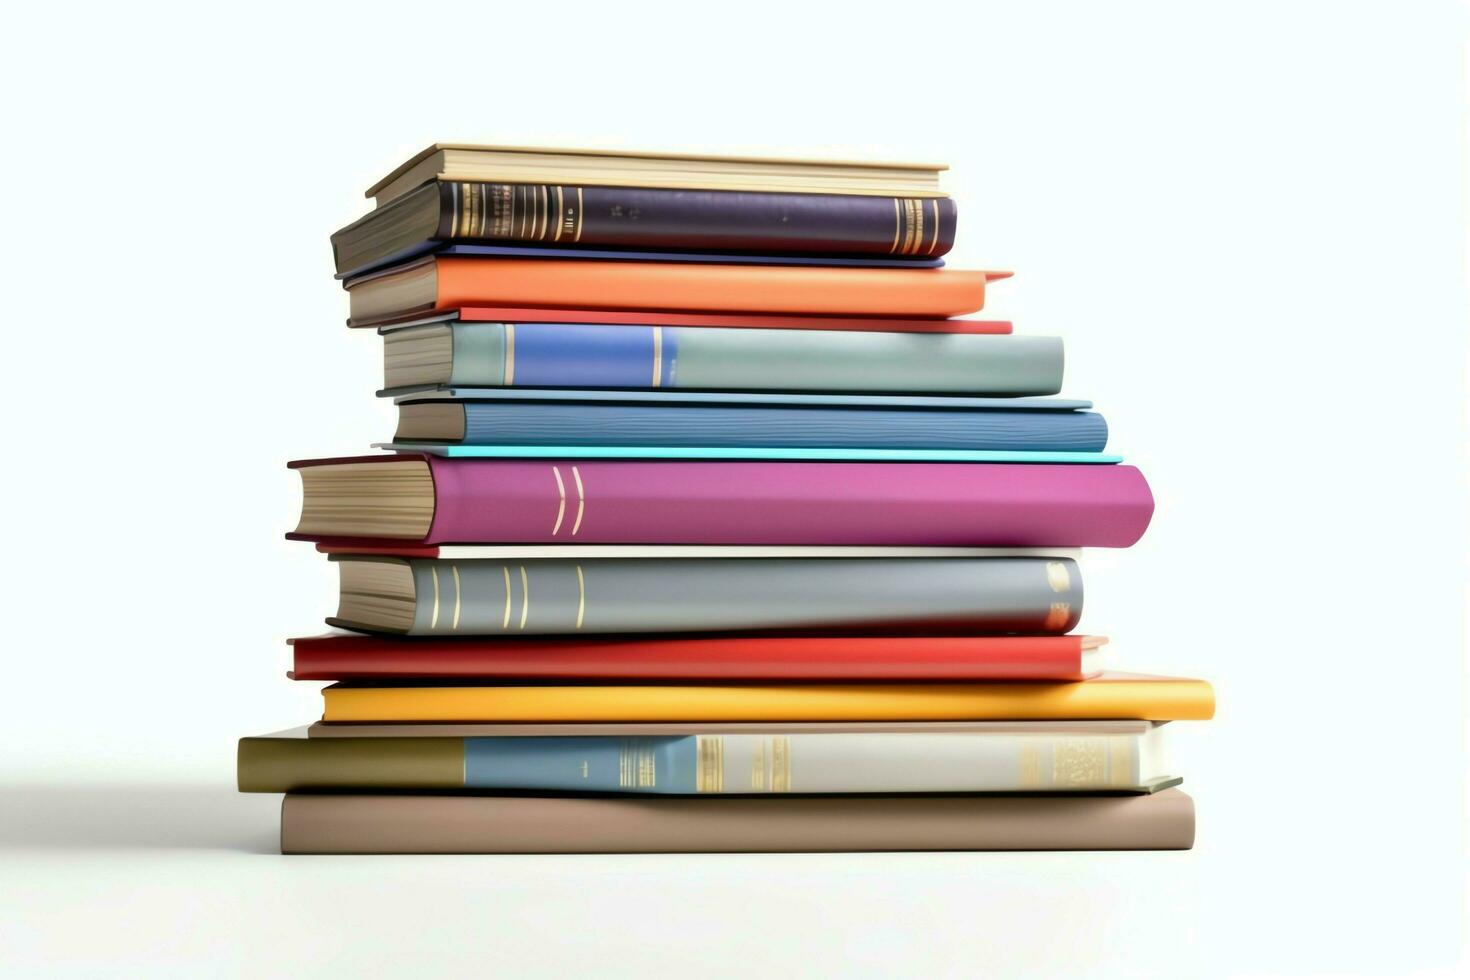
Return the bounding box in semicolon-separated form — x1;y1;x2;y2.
240;143;1215;854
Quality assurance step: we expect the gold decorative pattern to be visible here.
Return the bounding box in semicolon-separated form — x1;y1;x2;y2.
1045;561;1072;593
1043;602;1072;631
927;199;942;255
575;565;585;629
429;566;441;630
503;323;516;386
571;466;585;535
1052;739;1108;788
696;736;724;792
553;186;565;242
518;565;530;629
551;466;567;535
501;565;512;629
651;326;663;387
619;741;658;788
751;739;766;790
451;565;461;630
574;188;584;242
771;737;791;792
1018;744;1043;789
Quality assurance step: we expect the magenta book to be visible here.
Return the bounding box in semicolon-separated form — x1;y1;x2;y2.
289;454;1153;547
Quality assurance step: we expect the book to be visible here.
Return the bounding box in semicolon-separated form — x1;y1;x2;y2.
392;390;1090;409
238;723;1173;794
318;673;1216;723
366;144;949;208
384;444;1121;463
325;556;1084;636
392;401;1107;452
380;320;1061;393
344;255;1001;322
332;181;957;276
313;544;1084;559
288;456;1154;547
305;719;1154;736
288;632;1109;681
355;307;1013;334
279;789;1197;853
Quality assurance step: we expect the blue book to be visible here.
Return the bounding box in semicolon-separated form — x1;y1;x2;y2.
381;443;1123;463
394;399;1109;452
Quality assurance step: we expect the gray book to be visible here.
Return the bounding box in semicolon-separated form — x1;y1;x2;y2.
329;556;1083;636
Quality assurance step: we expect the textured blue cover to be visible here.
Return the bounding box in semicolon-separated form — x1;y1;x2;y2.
383;443;1123;463
464;737;696;793
446;402;1107;451
337;242;944;280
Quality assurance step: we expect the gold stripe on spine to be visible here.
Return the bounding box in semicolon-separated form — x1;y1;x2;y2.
1046;561;1071;593
518;566;530;629
552;187;565;241
477;184;488;238
469;183;480;239
1109;736;1133;788
501;566;512;630
1018;744;1043;789
771;737;790;792
571;466;585;535
429;566;441;630
540;185;551;240
651;327;663;387
574;187;584;242
696;736;724;792
503;324;516;386
575;565;585;629
456;183;468;237
751;739;766;791
551;466;567;535
889;198;902;253
1043;602;1071;631
910;199;924;256
451;565;461;630
927;199;941;255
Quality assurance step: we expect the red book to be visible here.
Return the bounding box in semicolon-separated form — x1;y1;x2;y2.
289;633;1108;682
350;306;1013;334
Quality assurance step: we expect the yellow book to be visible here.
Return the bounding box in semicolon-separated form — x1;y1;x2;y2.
321;673;1215;723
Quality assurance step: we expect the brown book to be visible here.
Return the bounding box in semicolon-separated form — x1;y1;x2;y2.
279;789;1195;853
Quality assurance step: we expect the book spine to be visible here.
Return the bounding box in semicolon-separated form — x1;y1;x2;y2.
445;323;1062;394
241;732;1144;794
395;557;1081;635
453;402;1107;451
288;634;1094;681
438;182;956;257
424;459;1154;547
280;791;1198;853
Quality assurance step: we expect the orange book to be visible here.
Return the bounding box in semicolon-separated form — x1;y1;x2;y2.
346;255;1005;322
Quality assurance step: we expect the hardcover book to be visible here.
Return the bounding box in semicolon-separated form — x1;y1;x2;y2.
344;255;1001;322
391;400;1107;452
288;456;1154;547
380;320;1061;393
355;307;1013;334
279;789;1197;853
287;632;1110;681
325;556;1085;636
238;723;1173;794
317;673;1216;723
366;144;949;207
332;181;957;276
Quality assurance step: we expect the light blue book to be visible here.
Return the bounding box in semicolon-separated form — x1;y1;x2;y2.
379;443;1124;463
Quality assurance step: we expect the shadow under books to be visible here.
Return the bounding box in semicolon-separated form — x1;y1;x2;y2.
0;784;278;855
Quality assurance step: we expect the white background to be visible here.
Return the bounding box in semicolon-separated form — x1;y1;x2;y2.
1;1;1465;976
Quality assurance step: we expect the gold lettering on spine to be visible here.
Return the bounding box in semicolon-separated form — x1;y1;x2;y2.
651;327;663;387
889;198;902;253
503;324;515;386
518;566;530;629
575;565;585;629
1046;561;1071;593
571;466;585;535
457;183;470;237
696;736;724;792
451;565;461;630
551;466;567;535
553;187;565;241
574;187;584;241
429;566;441;630
501;566;512;629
